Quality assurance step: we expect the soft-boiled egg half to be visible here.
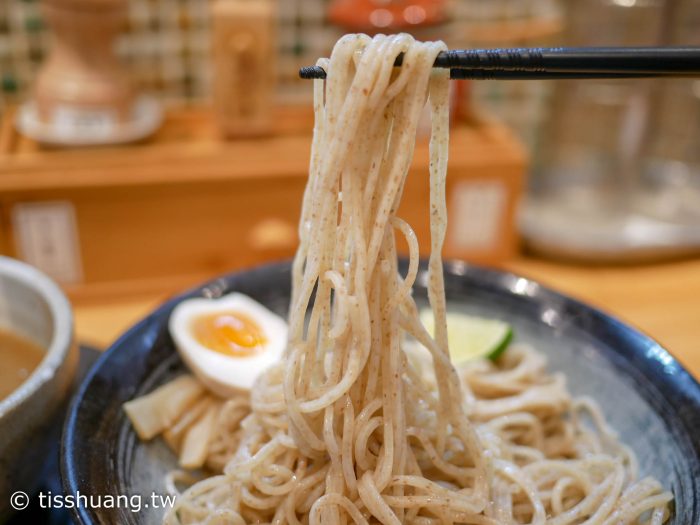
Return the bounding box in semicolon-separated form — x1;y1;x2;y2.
169;293;287;397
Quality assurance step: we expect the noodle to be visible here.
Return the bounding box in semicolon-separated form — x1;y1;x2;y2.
161;34;672;524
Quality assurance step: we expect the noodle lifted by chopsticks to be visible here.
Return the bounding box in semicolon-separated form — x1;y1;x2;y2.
166;33;672;525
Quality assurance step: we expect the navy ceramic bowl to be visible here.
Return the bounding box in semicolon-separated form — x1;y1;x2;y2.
62;260;700;524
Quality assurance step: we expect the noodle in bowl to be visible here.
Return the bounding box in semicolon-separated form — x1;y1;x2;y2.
154;34;674;524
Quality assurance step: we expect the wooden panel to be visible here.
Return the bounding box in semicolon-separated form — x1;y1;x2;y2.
0;201;12;256
0;106;527;299
6;177;305;285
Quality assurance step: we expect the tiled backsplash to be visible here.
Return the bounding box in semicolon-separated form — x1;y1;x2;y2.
0;0;344;113
0;0;564;110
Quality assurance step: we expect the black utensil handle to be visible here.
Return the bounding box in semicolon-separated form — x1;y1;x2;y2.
299;46;700;80
440;47;700;74
299;66;698;81
449;69;698;80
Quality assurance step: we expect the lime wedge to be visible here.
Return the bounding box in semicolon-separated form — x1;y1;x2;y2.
419;309;513;363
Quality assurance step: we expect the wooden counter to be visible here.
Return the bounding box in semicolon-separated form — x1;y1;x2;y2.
74;255;700;380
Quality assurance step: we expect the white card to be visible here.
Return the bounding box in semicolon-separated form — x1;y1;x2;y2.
12;201;83;285
449;181;506;251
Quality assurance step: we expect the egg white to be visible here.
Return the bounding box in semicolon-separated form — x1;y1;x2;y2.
169;293;288;397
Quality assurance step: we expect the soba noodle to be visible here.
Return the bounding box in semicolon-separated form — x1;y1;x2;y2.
162;34;672;524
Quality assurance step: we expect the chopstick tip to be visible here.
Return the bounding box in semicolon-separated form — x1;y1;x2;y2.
299;66;327;80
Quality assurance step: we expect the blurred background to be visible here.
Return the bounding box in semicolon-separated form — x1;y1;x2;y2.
0;0;564;110
0;0;698;360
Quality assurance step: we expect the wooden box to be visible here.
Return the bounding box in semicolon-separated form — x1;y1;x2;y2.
0;106;526;301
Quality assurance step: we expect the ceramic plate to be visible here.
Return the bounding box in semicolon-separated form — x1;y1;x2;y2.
62;260;700;524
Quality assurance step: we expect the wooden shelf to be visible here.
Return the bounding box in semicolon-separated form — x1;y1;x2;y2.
0;105;527;300
0;106;316;191
0;106;524;192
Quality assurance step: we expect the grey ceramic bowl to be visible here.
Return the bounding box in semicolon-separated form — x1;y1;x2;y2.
0;256;77;521
63;260;700;524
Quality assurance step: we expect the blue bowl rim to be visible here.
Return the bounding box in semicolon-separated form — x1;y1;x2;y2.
61;259;700;524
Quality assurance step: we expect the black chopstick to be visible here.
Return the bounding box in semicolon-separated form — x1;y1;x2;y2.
449;70;698;80
299;46;700;80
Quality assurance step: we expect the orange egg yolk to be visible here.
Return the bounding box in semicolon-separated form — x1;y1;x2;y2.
191;311;267;357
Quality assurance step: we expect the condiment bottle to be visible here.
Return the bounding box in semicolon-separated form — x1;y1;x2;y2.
211;0;276;138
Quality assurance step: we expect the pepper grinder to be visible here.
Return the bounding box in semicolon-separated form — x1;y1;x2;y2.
16;0;162;146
